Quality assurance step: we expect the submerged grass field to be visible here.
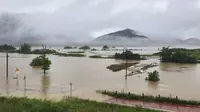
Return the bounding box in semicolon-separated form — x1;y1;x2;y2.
0;96;159;112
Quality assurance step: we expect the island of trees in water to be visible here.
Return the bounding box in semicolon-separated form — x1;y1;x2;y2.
159;47;199;63
114;50;145;60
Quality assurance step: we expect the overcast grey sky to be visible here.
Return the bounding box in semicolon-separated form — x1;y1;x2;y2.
0;0;200;43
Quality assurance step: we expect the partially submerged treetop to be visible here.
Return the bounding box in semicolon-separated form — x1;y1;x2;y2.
114;50;142;60
79;45;90;50
19;43;31;54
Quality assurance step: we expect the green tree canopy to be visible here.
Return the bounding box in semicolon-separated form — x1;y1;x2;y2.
114;50;142;60
79;45;90;50
0;44;16;52
102;45;109;50
30;55;52;74
160;47;198;63
19;43;31;54
145;70;160;82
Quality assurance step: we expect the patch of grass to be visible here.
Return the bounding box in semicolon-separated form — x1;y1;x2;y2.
140;54;154;57
55;52;85;57
89;55;114;59
114;50;146;60
97;90;200;106
31;49;58;54
0;96;159;112
107;62;139;72
68;51;85;53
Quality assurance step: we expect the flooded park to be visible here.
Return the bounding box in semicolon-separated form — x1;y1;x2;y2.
1;47;200;101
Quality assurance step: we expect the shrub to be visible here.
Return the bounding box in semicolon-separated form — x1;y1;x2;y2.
145;70;160;82
79;46;90;50
91;48;97;51
64;46;73;49
102;45;109;50
30;56;43;66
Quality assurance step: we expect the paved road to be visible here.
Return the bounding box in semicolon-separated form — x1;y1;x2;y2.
104;98;200;112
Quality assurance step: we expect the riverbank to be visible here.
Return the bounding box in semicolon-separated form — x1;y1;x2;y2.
98;90;200;106
0;96;159;112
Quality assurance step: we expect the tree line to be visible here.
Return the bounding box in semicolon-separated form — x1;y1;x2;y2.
159;47;198;63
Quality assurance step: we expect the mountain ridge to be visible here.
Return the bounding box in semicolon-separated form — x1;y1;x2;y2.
95;28;148;41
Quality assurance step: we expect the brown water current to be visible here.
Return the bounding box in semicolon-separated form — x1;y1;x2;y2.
0;48;200;101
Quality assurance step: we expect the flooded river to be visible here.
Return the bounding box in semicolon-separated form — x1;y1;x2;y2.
1;47;200;101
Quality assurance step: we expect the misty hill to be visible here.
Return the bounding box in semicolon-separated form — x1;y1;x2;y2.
92;29;150;46
95;29;148;41
0;13;75;45
181;38;200;45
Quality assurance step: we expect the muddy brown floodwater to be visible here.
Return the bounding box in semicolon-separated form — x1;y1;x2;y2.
0;48;200;101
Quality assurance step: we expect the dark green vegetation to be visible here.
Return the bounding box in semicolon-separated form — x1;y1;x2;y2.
0;44;16;52
98;90;200;106
0;43;85;58
55;52;85;57
30;56;51;71
32;49;57;54
30;56;44;66
0;97;158;112
18;43;31;54
102;45;109;50
68;51;85;53
145;70;160;82
64;46;73;49
91;48;97;51
79;45;90;50
89;55;113;59
41;55;52;74
114;50;145;60
158;47;199;63
107;62;138;72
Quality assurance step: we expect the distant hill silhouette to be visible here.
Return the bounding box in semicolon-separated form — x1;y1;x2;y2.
95;28;148;41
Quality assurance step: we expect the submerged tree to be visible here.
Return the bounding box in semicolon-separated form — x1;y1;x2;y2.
41;55;51;75
114;50;142;60
102;45;109;51
0;44;16;52
145;70;160;82
30;55;51;74
19;43;31;54
30;45;52;75
159;47;198;63
79;45;90;50
159;46;172;62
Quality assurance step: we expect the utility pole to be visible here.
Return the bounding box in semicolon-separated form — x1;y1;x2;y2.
125;48;128;80
24;75;26;96
6;52;8;80
70;83;72;97
42;45;46;75
125;59;127;80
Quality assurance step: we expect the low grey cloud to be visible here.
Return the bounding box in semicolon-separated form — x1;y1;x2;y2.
0;0;200;44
